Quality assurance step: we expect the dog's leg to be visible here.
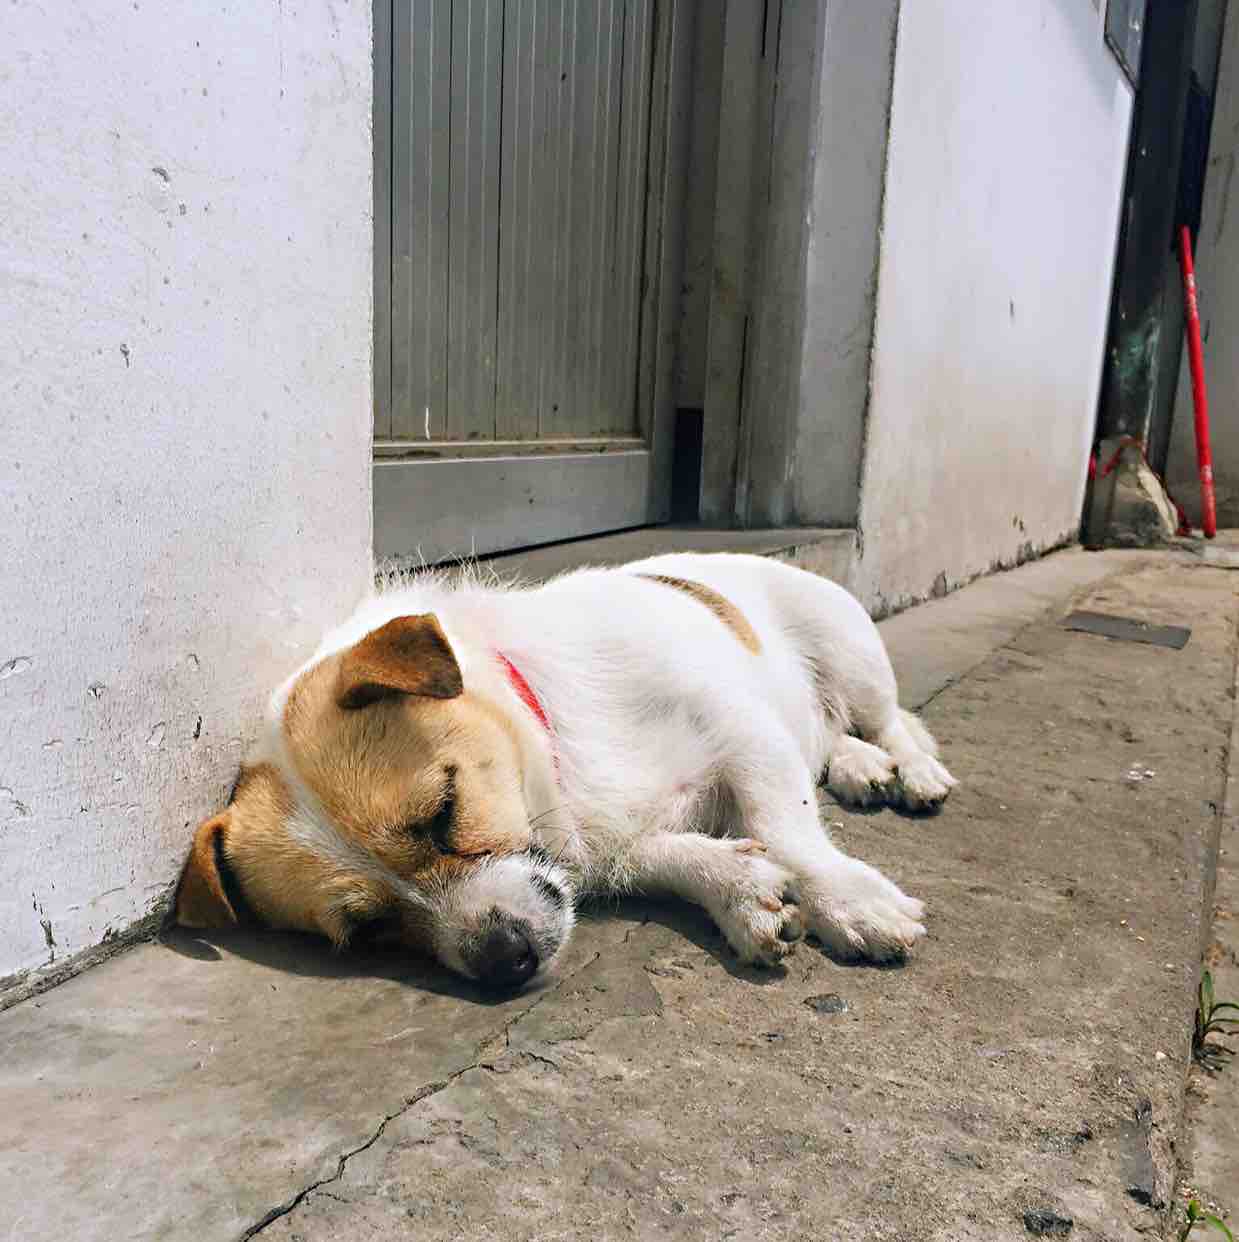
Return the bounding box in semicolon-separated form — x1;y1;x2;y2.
726;728;927;961
618;833;804;966
817;654;955;811
767;560;956;811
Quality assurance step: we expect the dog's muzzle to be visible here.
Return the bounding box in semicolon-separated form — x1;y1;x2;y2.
436;849;575;992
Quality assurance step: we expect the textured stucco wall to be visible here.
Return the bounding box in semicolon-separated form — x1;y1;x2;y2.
854;0;1133;611
1167;6;1239;526
1;1;374;992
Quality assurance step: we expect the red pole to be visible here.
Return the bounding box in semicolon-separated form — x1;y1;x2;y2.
1179;224;1218;538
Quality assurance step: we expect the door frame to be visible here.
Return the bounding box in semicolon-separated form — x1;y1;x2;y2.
371;0;695;565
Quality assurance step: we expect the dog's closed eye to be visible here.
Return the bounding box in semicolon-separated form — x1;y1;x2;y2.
428;788;456;854
404;772;487;857
343;907;402;948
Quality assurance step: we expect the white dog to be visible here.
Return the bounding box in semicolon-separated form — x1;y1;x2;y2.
174;553;955;993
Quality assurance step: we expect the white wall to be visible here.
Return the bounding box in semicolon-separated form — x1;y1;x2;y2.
854;0;1133;611
0;2;374;993
1167;5;1239;526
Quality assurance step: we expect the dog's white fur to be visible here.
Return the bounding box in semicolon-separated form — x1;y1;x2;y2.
260;552;954;976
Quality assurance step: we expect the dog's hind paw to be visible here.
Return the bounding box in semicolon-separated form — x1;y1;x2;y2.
707;845;804;967
825;738;899;807
802;859;926;962
896;754;957;812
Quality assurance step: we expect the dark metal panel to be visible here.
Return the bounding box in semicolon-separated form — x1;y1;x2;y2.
1062;610;1190;649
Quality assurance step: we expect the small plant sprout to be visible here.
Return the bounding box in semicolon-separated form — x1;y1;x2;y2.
1193;969;1239;1070
1179;1198;1234;1242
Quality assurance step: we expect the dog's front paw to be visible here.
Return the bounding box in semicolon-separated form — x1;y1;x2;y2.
802;859;926;962
826;738;899;806
708;841;804;967
896;754;957;811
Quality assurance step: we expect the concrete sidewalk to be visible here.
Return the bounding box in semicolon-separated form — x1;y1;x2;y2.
2;546;1235;1241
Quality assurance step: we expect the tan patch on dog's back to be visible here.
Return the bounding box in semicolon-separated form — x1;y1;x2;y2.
637;574;762;654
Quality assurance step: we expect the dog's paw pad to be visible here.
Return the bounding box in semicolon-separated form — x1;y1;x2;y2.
733;838;768;855
896;755;958;811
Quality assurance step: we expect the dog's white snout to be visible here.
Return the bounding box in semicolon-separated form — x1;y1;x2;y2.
433;852;576;986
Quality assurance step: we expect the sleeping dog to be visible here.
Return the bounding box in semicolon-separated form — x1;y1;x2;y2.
175;553;955;992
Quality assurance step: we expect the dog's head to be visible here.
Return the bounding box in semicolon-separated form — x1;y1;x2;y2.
174;614;573;993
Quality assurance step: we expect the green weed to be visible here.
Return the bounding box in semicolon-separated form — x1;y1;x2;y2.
1193;969;1239;1070
1179;1198;1234;1242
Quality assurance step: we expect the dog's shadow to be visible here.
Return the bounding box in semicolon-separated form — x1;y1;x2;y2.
602;897;910;982
158;901;785;1002
819;787;947;822
160;923;506;1004
161;880;909;1005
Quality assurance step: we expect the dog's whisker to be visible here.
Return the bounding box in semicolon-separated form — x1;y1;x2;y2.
527;805;565;828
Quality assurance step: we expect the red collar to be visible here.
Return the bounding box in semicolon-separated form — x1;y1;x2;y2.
496;653;553;738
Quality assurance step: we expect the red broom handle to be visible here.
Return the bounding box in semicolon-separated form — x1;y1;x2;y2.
1179;224;1217;538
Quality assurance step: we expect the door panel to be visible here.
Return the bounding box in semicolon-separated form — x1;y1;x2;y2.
376;0;688;562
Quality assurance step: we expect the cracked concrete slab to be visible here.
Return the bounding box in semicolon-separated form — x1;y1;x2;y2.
0;911;636;1241
0;548;1233;1241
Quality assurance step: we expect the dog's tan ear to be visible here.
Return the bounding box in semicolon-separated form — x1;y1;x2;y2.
174;812;240;927
336;613;463;709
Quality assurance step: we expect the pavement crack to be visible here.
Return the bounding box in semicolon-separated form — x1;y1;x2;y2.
916;674;961;711
498;950;599;1040
238;1070;469;1239
520;1046;567;1069
239;951;604;1239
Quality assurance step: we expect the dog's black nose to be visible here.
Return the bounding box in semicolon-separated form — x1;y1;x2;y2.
477;922;538;992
